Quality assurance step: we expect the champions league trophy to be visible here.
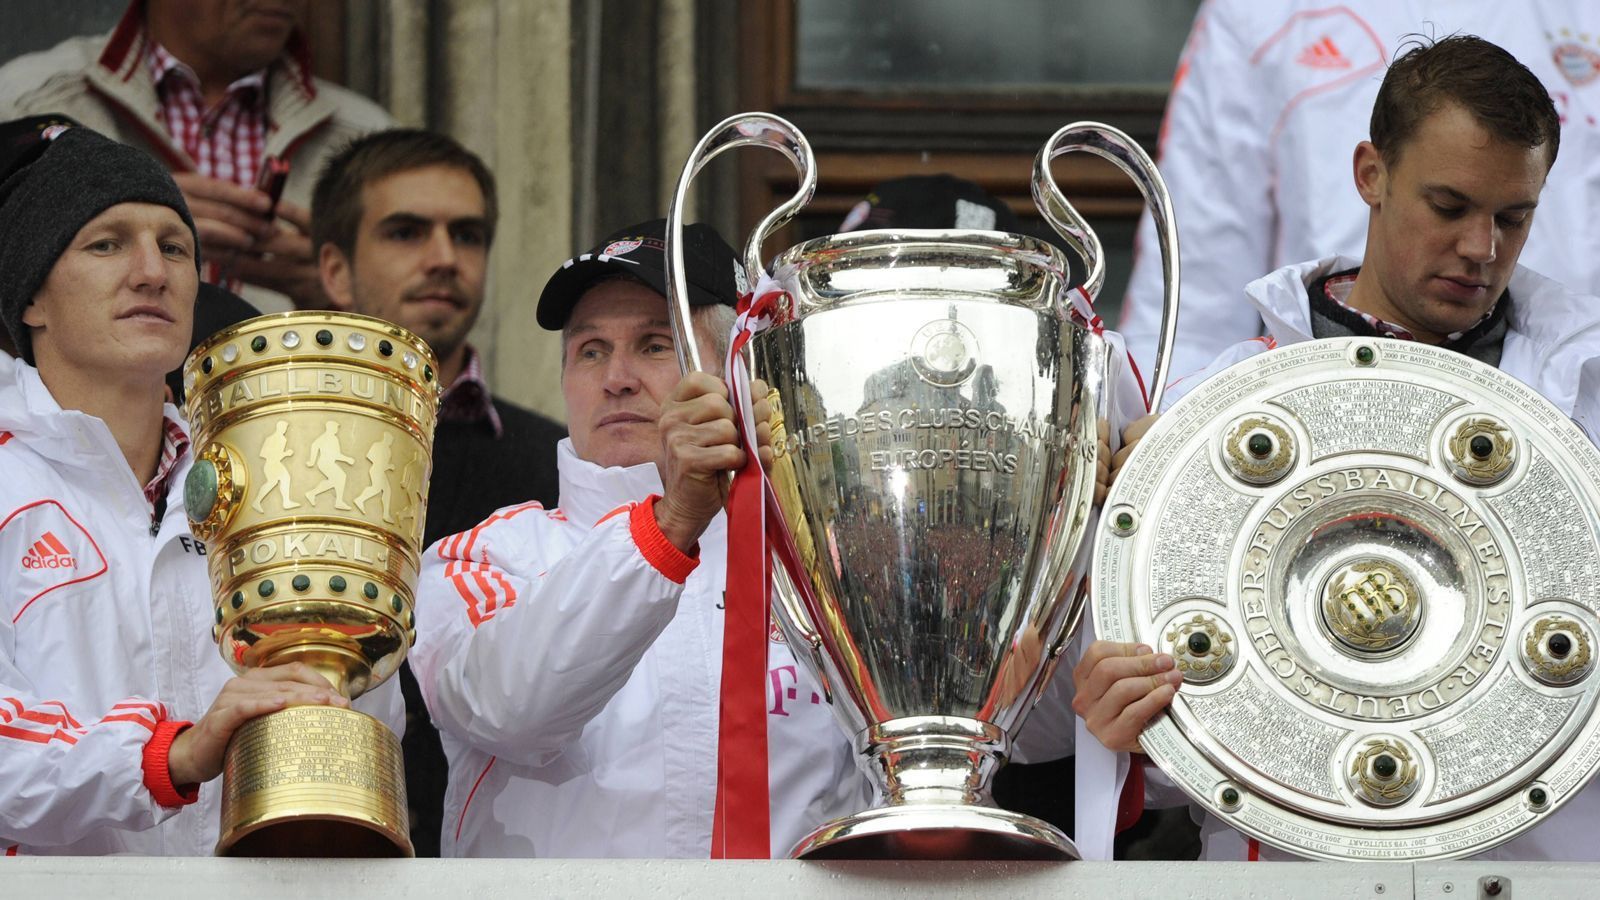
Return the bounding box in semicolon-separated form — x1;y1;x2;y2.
181;313;440;856
1096;338;1600;859
663;113;1181;858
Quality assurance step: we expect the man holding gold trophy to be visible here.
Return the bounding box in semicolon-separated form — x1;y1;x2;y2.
1079;36;1600;861
0;125;399;856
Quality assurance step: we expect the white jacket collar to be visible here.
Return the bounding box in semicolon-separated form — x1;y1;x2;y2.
0;354;189;478
0;355;109;470
554;437;666;529
1244;255;1600;418
1242;254;1591;349
1241;254;1360;342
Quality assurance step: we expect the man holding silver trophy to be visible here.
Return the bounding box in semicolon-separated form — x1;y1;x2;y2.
1080;36;1600;861
409;96;1167;856
408;219;872;858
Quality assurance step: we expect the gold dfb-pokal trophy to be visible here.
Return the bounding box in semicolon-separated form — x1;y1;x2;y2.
663;113;1180;858
182;312;441;856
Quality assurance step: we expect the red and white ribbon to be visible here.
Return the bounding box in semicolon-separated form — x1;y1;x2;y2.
709;276;787;859
1072;284;1153;412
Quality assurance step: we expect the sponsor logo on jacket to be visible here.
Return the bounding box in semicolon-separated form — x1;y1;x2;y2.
3;500;109;623
21;531;75;570
1295;35;1351;69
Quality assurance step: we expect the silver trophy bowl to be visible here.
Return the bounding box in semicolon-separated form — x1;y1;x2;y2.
664;113;1180;859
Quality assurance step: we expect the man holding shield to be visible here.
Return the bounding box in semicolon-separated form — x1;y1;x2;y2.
1075;35;1600;860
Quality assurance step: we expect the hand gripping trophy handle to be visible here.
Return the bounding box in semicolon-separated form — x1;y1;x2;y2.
1033;122;1181;411
665;112;816;373
662;112;834;686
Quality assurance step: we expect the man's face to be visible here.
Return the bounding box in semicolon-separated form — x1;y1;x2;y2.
1357;103;1550;341
561;280;685;470
154;1;306;74
22;202;197;381
323;165;489;362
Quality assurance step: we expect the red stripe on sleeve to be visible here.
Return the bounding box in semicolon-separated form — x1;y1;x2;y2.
447;564;488;627
38;701;82;730
17;709;80;729
437;502;546;625
0;698;90;742
459;501;544;562
0;723;77;745
469;568;500;617
488;569;518;610
100;713;159;733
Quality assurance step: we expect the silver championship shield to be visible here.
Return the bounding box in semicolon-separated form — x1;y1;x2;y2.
663;113;1181;859
1095;338;1600;859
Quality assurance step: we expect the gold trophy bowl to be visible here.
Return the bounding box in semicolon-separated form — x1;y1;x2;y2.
182;312;441;857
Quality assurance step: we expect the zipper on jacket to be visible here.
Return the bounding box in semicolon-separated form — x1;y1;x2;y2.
151;492;167;537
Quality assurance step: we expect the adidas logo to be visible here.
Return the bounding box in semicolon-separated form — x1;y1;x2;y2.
22;531;76;570
1297;35;1351;69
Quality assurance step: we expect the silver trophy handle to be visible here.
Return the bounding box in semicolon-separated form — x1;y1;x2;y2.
664;113;833;698
665;112;817;374
1033;122;1181;411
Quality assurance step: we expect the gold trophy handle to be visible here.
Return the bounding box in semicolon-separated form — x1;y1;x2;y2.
1033;122;1182;411
664;111;816;375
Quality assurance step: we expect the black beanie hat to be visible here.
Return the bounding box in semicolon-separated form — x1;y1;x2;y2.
0;124;200;364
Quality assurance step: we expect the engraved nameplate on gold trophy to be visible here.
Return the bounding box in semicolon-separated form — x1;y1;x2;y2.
182;313;440;856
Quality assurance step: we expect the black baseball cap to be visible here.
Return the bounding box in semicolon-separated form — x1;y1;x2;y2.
536;218;746;330
838;174;1023;234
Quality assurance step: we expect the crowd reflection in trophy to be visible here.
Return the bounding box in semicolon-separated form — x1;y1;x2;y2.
829;362;1022;711
5;0;1600;871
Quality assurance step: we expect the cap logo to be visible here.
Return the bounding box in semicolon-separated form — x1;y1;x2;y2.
838;199;872;232
954;198;997;231
602;239;642;258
